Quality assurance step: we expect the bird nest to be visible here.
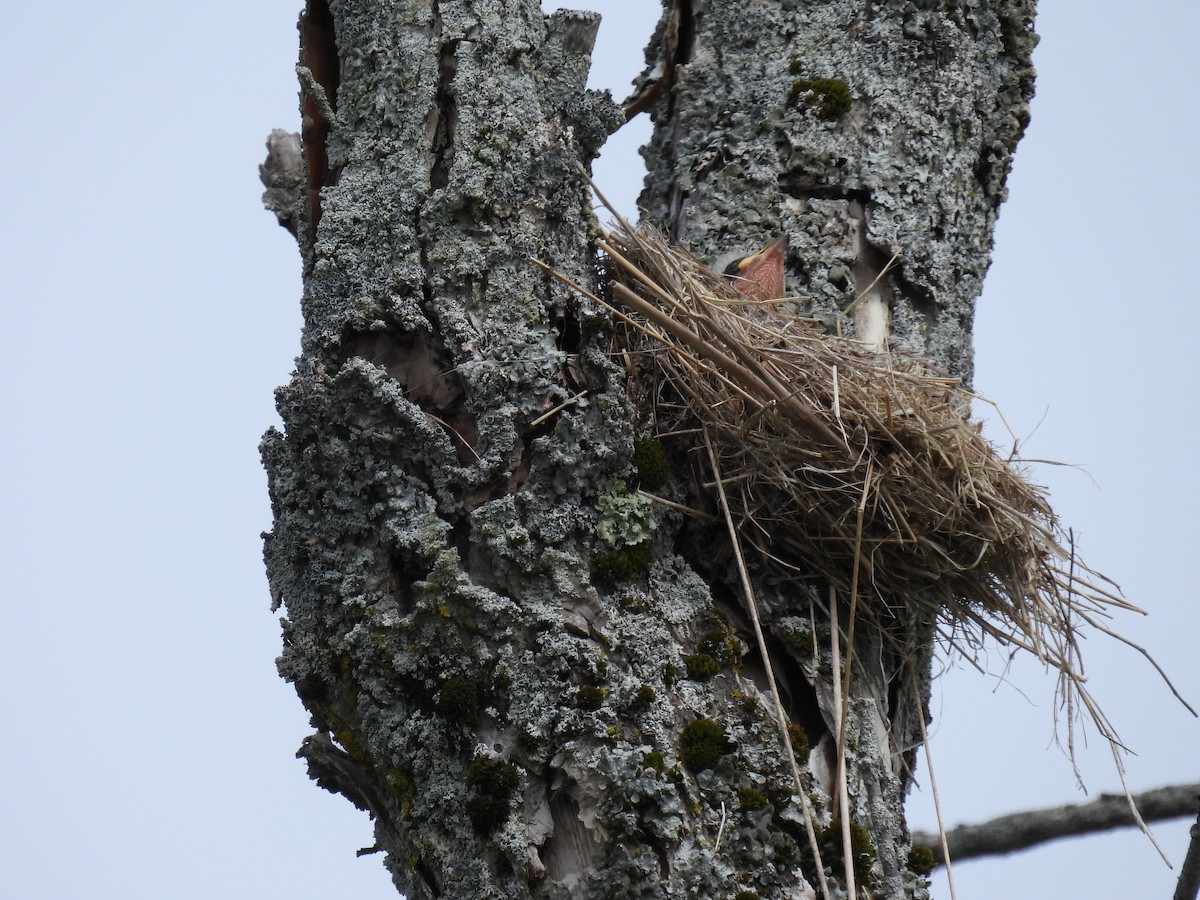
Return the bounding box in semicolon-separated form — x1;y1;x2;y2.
541;204;1186;759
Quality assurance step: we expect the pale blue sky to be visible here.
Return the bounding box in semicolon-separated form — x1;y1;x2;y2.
2;2;1195;898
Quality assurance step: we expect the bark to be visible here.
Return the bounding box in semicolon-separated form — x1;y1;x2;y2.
261;2;1035;898
909;782;1200;867
632;0;1035;895
1176;798;1200;900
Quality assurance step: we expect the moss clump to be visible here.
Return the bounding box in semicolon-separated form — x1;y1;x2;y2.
679;717;728;771
387;768;414;801
733;892;759;900
683;624;742;680
819;819;876;887
629;683;657;711
778;622;816;658
737;786;768;811
908;844;936;876
787;76;852;119
683;652;722;680
631;437;669;490
437;677;480;723
574;685;606;709
464;756;519;833
591;539;653;583
697;628;742;669
786;722;810;761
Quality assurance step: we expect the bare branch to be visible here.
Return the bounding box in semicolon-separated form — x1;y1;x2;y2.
912;783;1200;866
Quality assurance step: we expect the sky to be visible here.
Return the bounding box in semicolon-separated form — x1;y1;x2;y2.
1;1;1195;898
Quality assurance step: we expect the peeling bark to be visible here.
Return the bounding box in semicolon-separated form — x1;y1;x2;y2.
261;2;1036;898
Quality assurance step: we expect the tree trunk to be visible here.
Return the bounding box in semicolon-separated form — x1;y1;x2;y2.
261;2;1036;898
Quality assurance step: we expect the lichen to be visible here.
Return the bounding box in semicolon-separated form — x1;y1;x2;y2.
595;479;657;548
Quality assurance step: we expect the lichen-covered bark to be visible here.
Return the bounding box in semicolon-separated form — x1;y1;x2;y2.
630;1;1037;896
639;0;1036;382
261;1;1035;898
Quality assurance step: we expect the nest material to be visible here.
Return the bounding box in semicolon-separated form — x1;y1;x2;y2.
544;210;1177;755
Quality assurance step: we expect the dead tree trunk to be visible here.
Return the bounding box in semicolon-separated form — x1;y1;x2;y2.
260;2;1036;898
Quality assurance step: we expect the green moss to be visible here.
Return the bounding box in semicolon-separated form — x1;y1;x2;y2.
818;819;876;888
387;768;414;798
631;437;669;490
779;624;816;657
464;756;520;833
735;691;760;719
786;722;810;761
331;727;367;764
737;786;767;811
679;718;728;771
733;892;759;900
697;628;742;669
437;677;480;723
591;539;653;583
908;844;936;876
787;77;852;119
998;11;1032;56
682;653;722;680
574;685;607;709
629;683;657;711
388;770;416;820
682;623;742;681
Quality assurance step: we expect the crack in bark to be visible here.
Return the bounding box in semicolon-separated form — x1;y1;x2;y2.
299;0;339;245
431;35;458;190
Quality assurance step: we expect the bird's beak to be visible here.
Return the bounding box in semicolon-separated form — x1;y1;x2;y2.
734;234;789;300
